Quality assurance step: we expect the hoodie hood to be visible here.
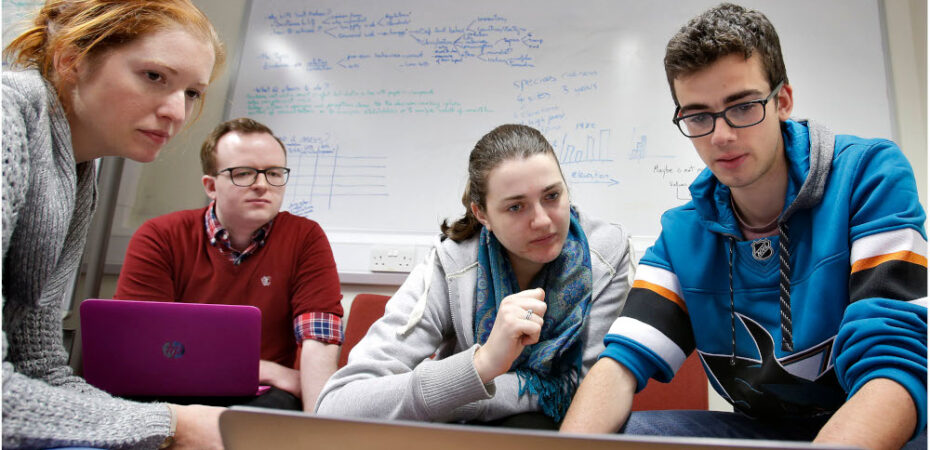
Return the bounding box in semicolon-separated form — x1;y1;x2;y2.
688;119;835;234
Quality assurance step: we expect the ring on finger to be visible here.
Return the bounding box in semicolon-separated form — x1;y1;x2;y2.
524;309;534;320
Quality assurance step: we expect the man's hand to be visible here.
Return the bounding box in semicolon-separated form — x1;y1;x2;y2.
560;358;636;434
473;288;548;384
814;377;917;449
259;360;301;398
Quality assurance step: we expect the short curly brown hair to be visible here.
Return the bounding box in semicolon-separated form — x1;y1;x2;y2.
664;3;787;106
200;117;286;175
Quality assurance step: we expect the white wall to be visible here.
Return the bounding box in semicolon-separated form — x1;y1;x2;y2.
883;0;927;210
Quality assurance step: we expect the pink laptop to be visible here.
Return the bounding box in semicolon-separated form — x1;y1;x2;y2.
80;299;262;397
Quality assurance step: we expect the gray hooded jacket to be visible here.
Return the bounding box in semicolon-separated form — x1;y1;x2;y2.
316;210;632;422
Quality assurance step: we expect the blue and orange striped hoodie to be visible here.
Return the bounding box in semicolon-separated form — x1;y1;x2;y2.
602;119;926;437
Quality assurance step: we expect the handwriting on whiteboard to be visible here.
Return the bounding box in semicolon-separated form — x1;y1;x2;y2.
260;9;542;69
280;133;388;216
247;84;493;116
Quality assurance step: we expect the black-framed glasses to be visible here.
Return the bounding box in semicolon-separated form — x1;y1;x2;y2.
216;166;291;187
672;80;784;138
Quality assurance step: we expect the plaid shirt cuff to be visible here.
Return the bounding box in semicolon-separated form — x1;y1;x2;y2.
294;312;343;345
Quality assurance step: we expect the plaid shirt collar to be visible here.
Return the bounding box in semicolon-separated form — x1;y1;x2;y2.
203;200;273;265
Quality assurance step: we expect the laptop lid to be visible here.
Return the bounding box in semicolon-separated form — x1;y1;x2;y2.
219;407;858;450
80;299;261;397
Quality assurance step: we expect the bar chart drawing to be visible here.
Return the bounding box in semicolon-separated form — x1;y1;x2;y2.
555;129;612;165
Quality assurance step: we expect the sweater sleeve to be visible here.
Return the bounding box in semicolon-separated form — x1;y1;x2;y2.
315;249;495;422
599;225;695;392
2;77;31;261
114;218;179;301
2;73;172;449
836;140;927;438
289;218;343;343
3;304;172;449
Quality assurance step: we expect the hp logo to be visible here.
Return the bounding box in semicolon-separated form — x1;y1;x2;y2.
162;341;185;359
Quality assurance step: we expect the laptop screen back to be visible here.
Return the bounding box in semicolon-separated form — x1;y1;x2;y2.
81;299;261;397
219;407;857;450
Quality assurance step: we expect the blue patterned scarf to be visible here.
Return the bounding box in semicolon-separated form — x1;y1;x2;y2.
473;207;593;422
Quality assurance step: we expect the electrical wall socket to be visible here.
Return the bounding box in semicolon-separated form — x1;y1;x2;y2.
369;246;417;273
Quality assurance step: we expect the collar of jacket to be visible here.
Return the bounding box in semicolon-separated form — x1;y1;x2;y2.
688;119;835;237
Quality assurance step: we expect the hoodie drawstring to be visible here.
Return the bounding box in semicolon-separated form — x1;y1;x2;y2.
778;222;794;352
727;236;736;366
728;222;795;364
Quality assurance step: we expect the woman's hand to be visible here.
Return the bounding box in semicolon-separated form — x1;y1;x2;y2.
473;287;547;383
169;404;225;449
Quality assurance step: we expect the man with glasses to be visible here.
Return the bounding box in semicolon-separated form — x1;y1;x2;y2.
562;4;926;449
115;117;343;412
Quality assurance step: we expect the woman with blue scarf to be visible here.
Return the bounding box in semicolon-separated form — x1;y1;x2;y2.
316;124;633;428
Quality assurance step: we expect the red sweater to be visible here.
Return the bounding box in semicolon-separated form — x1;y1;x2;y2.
115;207;343;366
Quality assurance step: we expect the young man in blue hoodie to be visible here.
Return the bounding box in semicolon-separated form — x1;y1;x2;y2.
561;4;926;449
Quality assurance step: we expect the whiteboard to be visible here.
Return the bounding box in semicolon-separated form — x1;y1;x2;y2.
227;0;893;280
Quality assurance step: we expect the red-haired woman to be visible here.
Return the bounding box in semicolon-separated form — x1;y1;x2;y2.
3;1;225;448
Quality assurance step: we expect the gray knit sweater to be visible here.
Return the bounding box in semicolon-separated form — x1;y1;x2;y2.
2;69;172;449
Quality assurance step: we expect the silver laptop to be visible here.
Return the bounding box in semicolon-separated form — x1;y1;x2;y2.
219;407;856;450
